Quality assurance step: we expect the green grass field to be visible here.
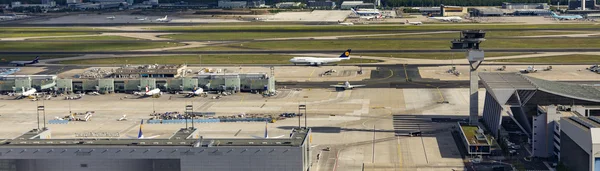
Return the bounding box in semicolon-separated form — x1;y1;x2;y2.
0;42;184;51
0;27;106;32
0;32;98;38
32;36;142;41
159;32;387;40
0;55;77;62
362;31;578;39
183;38;600;50
58;54;381;64
489;54;600;63
356;52;530;59
150;24;600;32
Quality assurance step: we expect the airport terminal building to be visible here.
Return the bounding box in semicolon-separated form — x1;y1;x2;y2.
0;127;312;171
479;72;600;170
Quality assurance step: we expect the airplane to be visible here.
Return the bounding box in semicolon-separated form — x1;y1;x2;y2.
519;66;538;73
16;87;38;99
360;14;383;20
134;86;162;97
339;22;354;26
137;17;148;21
330;81;366;90
550;12;583;20
350;8;381;16
106;16;116;20
429;16;462;22
127;120;160;139
117;115;127;121
406;20;423;25
251;122;287;139
156;15;170;22
9;56;39;66
184;88;205;97
289;49;351;66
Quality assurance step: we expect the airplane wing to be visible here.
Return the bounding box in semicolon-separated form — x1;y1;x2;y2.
330;85;345;87
352;85;366;87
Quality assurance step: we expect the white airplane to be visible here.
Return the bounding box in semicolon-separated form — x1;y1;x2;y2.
429;16;462;22
127;120;159;139
339;22;354;26
156;15;170;22
106;16;116;20
290;49;351;66
330;81;366;90
135;86;162;97
137;17;148;21
18;87;37;98
351;8;381;16
360;14;383;20
117;115;127;121
251;122;287;139
184;88;205;97
520;66;538;73
9;56;39;66
406;20;423;25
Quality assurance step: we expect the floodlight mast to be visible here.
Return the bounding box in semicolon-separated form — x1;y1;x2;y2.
451;30;486;125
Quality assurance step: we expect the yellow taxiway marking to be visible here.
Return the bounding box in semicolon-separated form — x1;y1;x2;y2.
307;68;317;81
436;87;445;102
403;64;409;82
240;93;246;103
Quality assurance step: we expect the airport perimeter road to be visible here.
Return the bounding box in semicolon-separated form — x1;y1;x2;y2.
5;48;600;55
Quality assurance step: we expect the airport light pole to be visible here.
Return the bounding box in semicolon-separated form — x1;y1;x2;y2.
37;105;45;131
298;104;307;128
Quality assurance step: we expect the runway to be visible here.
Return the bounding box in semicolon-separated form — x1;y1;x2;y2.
4;48;600;55
4;36;599;42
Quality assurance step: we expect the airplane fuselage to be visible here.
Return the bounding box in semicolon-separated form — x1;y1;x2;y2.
289;57;345;66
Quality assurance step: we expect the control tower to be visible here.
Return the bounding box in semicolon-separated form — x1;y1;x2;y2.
451;30;486;125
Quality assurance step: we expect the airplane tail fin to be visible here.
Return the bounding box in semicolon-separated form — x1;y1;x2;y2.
138;119;144;139
22;87;25;93
350;8;358;14
145;86;149;92
339;49;351;59
33;56;39;63
345;81;351;87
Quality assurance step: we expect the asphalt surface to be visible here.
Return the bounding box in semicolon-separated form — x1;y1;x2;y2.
4;36;599;42
4;48;600;55
2;24;600;31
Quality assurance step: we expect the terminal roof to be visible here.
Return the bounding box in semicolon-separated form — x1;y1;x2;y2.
480;72;600;105
1;128;310;148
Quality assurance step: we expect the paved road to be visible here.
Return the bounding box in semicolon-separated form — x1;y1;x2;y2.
5;48;600;55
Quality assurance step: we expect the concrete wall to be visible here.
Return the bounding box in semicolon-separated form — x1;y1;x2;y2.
0;146;305;171
14;79;31;92
56;79;72;93
482;91;503;137
0;80;16;92
560;119;592;170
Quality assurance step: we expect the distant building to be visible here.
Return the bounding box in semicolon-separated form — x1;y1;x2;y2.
149;0;158;5
247;0;266;8
218;0;247;8
307;1;335;9
471;7;504;16
440;5;467;16
418;7;441;16
275;2;301;8
11;1;55;8
501;2;549;10
568;0;596;10
66;0;83;4
340;1;374;9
